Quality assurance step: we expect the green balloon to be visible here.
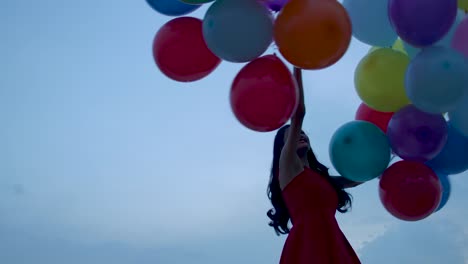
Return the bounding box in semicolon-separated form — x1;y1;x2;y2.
180;0;214;4
329;121;391;182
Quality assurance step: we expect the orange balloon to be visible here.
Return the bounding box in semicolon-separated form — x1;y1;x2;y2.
274;0;352;69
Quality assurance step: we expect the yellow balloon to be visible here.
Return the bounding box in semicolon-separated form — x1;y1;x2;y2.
369;38;407;55
392;38;407;55
355;48;411;112
458;0;468;11
368;46;381;53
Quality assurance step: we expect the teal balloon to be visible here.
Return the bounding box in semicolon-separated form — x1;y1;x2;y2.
329;121;391;182
405;46;468;114
449;92;468;138
426;123;468;175
343;0;397;47
203;0;273;62
146;0;200;16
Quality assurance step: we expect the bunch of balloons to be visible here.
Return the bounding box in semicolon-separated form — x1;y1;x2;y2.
329;0;468;221
148;0;353;131
147;0;468;222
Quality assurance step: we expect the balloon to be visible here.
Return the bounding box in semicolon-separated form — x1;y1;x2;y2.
379;161;442;221
355;103;394;133
388;0;458;47
387;105;448;162
368;38;407;55
261;0;290;12
434;173;451;212
392;38;407;55
426;123;468;175
449;93;468;137
329;121;391;182
179;0;214;4
402;41;420;59
274;0;352;69
146;0;200;16
452;16;468;57
152;17;221;82
405;46;468;114
368;46;380;54
355;48;410;112
459;0;468;11
437;10;466;49
343;0;397;47
230;55;298;132
203;0;273;63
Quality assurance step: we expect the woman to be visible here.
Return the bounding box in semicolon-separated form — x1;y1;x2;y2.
267;67;362;263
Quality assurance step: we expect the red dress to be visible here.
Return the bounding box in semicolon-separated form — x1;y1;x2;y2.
279;167;361;264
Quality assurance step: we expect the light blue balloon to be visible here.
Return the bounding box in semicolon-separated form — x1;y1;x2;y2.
426;123;468;175
405;46;468;114
203;0;273;63
146;0;200;16
449;92;468;138
329;121;391;182
343;0;397;47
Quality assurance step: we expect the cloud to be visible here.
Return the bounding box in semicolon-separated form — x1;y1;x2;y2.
359;217;467;264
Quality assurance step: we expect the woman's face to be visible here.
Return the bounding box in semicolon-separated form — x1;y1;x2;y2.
283;128;310;151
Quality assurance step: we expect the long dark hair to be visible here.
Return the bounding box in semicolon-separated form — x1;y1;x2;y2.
266;125;352;235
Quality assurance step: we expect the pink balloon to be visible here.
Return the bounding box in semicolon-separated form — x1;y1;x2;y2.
452;16;468;57
379;161;442;221
230;54;298;132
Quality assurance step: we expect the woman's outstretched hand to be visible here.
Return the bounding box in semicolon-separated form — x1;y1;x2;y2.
293;67;305;120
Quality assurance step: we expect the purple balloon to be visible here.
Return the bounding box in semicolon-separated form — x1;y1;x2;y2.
262;0;289;12
387;105;448;162
388;0;457;47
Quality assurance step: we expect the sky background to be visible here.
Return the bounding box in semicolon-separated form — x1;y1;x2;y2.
2;0;468;263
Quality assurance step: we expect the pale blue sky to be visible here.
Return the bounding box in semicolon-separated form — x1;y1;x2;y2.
2;1;468;263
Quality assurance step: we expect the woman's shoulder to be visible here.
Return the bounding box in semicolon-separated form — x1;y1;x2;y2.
281;167;312;193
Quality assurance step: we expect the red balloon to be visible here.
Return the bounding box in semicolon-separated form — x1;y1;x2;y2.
379;161;442;221
230;54;298;132
355;103;394;132
152;17;221;82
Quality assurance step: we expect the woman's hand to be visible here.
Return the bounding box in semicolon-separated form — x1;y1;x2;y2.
293;67;305;119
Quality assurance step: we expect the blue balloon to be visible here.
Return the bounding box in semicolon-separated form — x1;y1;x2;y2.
343;0;397;47
146;0;200;16
329;121;391;182
405;46;468;114
449;92;468;138
435;173;451;212
426;123;468;175
203;0;273;62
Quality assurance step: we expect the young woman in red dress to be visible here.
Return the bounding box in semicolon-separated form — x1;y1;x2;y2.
267;67;363;264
